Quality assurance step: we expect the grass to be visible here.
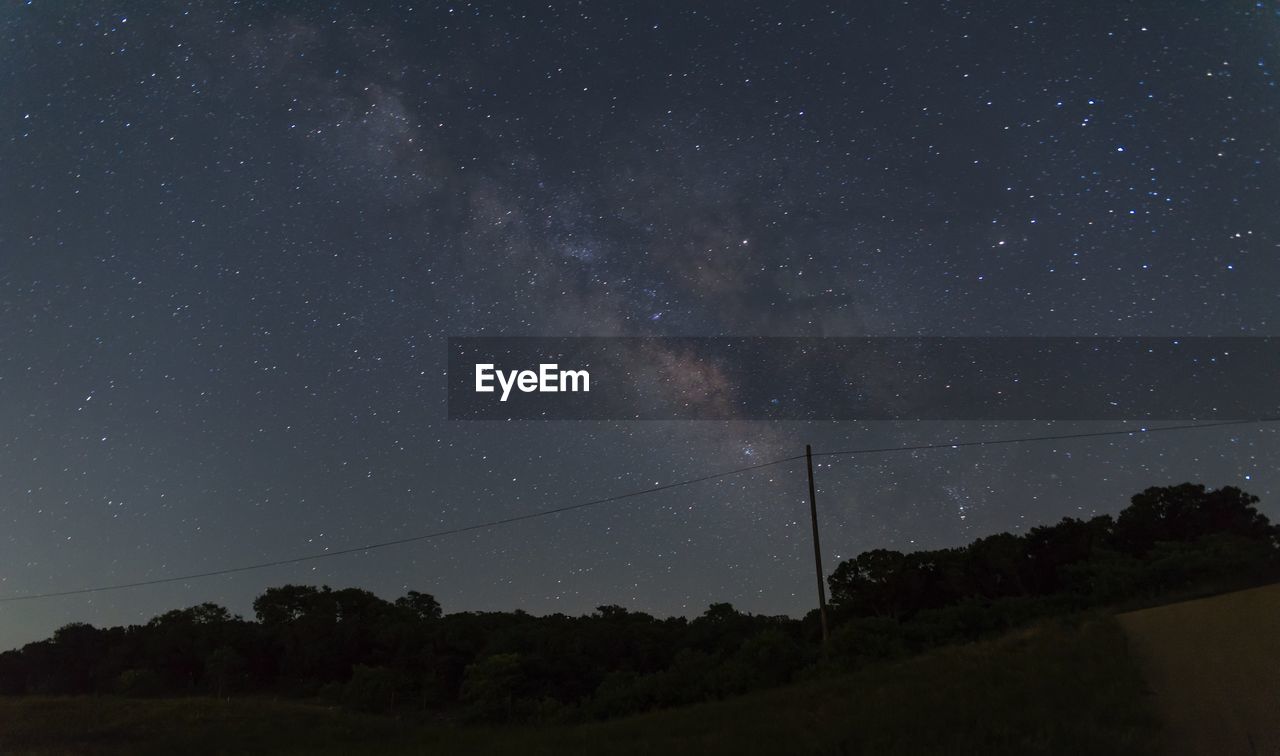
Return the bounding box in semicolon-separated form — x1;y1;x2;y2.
1118;581;1280;756
0;616;1158;756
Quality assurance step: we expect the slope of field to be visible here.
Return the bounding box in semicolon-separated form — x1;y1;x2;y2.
1118;582;1280;756
0;617;1156;756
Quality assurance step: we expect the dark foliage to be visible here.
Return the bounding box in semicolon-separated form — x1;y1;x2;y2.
1;483;1275;722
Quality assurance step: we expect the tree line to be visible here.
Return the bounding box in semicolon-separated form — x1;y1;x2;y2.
0;483;1276;721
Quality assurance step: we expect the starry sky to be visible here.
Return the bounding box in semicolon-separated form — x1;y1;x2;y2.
2;0;1278;650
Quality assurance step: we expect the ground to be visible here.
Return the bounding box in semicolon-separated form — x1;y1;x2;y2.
1118;582;1280;756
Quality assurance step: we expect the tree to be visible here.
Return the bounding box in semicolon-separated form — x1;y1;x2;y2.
1024;515;1114;595
343;664;412;712
149;603;237;627
0;482;1272;722
1113;484;1275;555
962;532;1028;598
114;668;163;696
827;549;907;617
394;590;443;621
461;653;525;720
206;646;248;698
253;585;328;625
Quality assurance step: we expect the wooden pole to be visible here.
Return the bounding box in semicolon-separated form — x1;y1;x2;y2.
806;444;830;649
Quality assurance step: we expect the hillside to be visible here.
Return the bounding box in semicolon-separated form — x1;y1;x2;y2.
1118;582;1280;756
0;616;1156;756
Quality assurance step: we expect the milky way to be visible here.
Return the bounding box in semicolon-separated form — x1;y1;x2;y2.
1;1;1277;649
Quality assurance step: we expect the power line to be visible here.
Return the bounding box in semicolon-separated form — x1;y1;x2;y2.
813;417;1280;460
0;454;804;603
2;417;1276;603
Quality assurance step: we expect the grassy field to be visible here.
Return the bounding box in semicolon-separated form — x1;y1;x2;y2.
0;616;1157;756
1118;582;1280;756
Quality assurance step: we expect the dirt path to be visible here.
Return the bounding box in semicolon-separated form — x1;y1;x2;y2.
1117;583;1280;756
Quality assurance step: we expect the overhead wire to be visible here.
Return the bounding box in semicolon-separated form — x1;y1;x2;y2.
2;417;1275;602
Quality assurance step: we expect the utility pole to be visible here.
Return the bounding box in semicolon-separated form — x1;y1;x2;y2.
805;444;830;650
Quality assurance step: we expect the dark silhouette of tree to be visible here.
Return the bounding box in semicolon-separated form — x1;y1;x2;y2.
1112;484;1275;556
0;483;1274;723
206;645;248;698
395;590;443;621
253;585;329;626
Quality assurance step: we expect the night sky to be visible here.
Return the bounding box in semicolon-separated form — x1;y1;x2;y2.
2;1;1278;650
